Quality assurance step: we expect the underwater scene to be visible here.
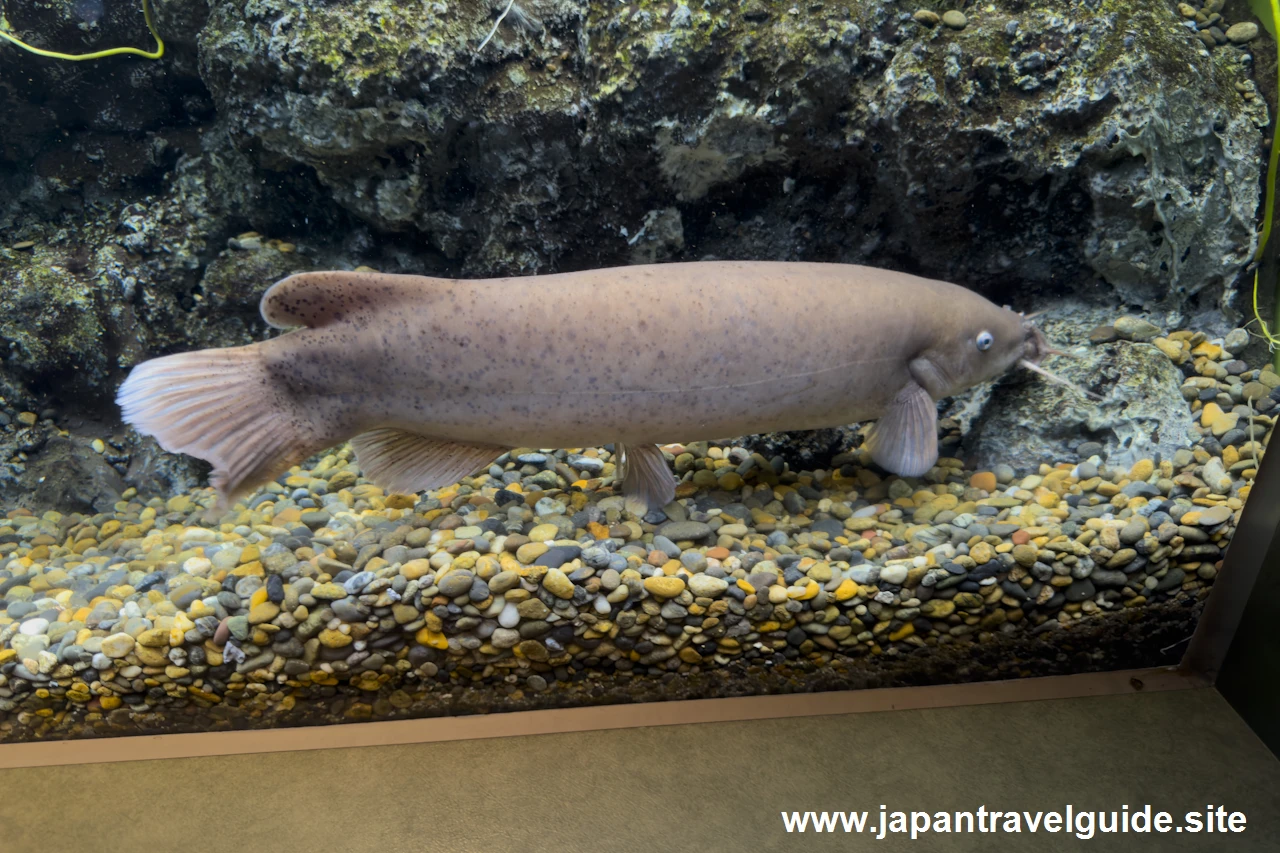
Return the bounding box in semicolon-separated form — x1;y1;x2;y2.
0;0;1277;743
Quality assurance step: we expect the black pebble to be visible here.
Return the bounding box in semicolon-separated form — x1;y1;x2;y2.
266;575;285;603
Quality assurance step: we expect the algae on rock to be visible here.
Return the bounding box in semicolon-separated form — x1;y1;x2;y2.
0;250;108;389
193;0;1263;309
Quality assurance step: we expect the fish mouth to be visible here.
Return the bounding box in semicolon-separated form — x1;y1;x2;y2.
1020;319;1066;366
1017;317;1102;401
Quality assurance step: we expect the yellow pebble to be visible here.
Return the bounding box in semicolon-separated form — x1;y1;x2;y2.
888;623;915;641
1210;412;1239;437
833;578;857;601
274;507;301;524
400;558;431;580
1128;459;1154;481
418;629;448;650
318;628;353;648
232;560;264;577
529;524;558;542
644;576;686;598
1152;337;1184;362
1190;341;1224;360
248;602;280;625
789;581;819;601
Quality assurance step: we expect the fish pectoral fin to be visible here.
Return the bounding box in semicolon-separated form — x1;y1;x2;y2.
864;381;939;477
350;429;503;496
616;443;676;516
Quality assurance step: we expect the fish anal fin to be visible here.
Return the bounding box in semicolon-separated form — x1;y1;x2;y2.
260;271;402;330
864;381;939;477
616;443;677;516
351;429;502;496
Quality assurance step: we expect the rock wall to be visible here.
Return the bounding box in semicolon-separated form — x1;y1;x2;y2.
194;0;1265;300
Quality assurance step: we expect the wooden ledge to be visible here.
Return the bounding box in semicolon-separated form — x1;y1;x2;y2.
0;666;1207;769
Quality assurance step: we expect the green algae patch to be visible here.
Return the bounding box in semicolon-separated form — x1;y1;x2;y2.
0;249;106;382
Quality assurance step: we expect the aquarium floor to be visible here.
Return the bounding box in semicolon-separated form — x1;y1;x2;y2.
0;687;1276;852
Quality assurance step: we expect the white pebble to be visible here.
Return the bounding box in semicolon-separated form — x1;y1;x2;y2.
880;565;908;584
19;618;49;636
593;594;612;615
688;574;729;597
498;601;520;628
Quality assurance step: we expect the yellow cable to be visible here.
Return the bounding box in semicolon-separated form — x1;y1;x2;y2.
0;0;163;61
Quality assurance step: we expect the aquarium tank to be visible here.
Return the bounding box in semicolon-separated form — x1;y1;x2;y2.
0;0;1276;743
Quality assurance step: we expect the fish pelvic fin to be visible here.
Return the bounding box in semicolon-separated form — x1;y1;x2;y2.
116;346;325;512
864;381;939;477
350;429;504;496
616;443;677;516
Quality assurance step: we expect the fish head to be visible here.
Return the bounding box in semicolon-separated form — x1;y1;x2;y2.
914;302;1035;398
915;300;1099;402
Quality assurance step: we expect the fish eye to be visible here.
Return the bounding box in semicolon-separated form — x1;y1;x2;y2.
975;331;994;351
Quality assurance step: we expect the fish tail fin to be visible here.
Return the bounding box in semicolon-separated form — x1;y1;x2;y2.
117;346;323;511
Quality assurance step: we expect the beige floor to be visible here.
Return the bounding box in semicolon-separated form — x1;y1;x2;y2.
0;687;1276;852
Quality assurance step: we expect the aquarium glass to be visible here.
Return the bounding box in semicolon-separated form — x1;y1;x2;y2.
0;0;1276;743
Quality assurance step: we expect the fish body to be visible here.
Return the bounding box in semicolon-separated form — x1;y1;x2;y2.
118;261;1052;511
